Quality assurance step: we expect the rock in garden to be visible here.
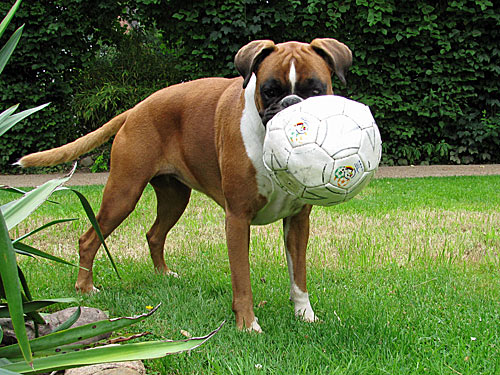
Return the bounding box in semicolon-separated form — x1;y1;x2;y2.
44;307;111;345
0;307;110;346
80;156;94;167
64;361;146;375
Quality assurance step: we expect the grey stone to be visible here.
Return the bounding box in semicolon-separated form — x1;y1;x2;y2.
80;156;94;167
0;307;111;346
0;318;52;345
64;361;146;375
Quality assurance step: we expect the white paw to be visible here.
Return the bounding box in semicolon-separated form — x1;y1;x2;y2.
91;286;100;293
295;306;318;323
166;270;179;278
245;317;263;333
290;283;318;323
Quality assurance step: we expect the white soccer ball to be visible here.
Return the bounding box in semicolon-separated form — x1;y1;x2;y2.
263;95;382;206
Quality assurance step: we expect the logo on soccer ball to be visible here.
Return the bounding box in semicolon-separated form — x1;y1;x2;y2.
332;160;364;188
288;121;309;144
333;165;356;187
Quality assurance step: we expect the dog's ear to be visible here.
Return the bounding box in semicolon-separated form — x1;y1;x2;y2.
310;38;352;86
235;40;276;89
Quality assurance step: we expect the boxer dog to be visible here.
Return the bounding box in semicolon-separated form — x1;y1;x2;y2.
18;39;352;332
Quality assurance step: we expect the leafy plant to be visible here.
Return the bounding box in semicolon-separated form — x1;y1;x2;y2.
0;2;218;373
89;149;110;173
99;0;500;166
71;26;184;137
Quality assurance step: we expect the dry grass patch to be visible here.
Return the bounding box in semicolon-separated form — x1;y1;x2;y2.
308;208;500;269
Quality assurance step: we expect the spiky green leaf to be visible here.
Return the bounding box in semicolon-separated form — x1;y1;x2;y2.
0;366;20;375
1;323;221;374
0;0;22;39
13;242;78;267
58;187;119;279
0;164;75;230
0;305;161;359
0;212;32;365
50;307;81;334
0;103;50;138
0;298;77;318
0;25;23;77
13;218;77;244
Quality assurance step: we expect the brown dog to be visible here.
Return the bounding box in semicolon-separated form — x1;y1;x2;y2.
19;39;352;332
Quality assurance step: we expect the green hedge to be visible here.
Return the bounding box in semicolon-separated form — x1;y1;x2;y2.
137;0;499;166
1;0;498;171
0;0;124;172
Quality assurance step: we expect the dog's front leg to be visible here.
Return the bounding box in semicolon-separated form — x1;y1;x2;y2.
283;205;318;322
225;212;262;333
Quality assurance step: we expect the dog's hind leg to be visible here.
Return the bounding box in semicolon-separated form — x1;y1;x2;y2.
75;173;150;293
75;141;157;293
146;176;191;275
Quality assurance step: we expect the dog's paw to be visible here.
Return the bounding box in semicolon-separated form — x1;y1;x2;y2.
245;317;263;333
290;284;318;323
295;307;318;323
166;270;179;278
75;284;100;294
155;266;179;278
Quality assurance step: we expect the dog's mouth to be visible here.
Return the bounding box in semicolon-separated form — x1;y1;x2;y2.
261;95;303;126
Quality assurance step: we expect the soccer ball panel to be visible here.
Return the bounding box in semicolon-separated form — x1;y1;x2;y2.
263;150;283;172
263;129;291;171
283;113;321;147
331;147;359;159
287;144;333;187
266;109;290;132
273;170;305;196
358;124;382;171
302;183;346;206
320;115;362;157
343;99;377;130
329;155;365;190
298;95;346;119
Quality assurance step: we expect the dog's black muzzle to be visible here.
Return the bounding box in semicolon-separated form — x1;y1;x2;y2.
261;95;303;126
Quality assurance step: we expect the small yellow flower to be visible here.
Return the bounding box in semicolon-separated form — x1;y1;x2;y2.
145;305;154;310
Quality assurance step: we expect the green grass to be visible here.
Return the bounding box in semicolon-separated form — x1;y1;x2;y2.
2;176;500;374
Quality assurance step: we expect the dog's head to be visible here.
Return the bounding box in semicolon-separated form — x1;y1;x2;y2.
235;39;352;126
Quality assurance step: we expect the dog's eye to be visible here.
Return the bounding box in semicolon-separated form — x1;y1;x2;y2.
263;88;279;98
297;78;326;98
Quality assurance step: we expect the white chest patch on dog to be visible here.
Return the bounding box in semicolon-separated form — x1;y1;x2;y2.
289;61;297;93
240;74;304;225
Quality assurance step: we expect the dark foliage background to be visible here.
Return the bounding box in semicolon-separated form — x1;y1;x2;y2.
1;0;498;172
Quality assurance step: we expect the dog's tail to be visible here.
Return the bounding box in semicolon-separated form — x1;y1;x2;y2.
17;110;131;168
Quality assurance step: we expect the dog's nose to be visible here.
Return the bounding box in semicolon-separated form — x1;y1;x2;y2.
280;95;303;108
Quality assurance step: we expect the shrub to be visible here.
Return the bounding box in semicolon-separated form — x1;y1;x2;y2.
71;27;184;136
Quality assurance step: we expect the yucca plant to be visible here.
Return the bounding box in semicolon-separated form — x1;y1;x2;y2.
0;2;219;373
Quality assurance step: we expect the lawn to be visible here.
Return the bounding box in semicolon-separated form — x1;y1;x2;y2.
2;175;499;374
